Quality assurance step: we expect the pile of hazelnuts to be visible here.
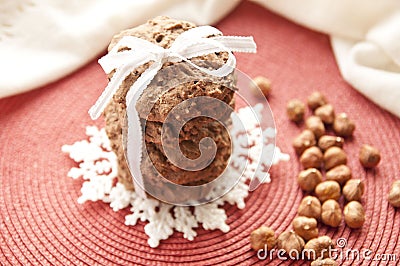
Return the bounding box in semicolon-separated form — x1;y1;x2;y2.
248;81;400;264
250;91;387;265
288;92;400;208
288;92;370;232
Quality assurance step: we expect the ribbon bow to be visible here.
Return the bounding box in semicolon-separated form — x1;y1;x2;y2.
89;26;256;119
88;25;257;197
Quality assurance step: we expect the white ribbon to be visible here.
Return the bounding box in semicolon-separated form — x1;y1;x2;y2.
89;25;257;198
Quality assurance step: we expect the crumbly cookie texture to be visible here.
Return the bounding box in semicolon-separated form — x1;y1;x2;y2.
103;16;235;189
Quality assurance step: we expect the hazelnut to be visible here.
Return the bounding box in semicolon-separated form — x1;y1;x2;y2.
315;104;335;124
324;147;347;170
333;113;355;137
292;216;318;241
300;147;323;169
315;181;341;202
326;165;352;186
297;168;323;192
287;99;305;122
277;231;305;257
306;116;326;139
304;236;334;260
343;179;365;202
298;196;322;220
318;135;344;152
251;76;271;97
307;92;327;110
344;201;365;228
388;180;400;207
293;130;316;155
359;144;381;168
321;200;342;227
311;258;338;266
250;226;277;251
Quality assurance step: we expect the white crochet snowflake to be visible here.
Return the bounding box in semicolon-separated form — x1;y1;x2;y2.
62;105;289;248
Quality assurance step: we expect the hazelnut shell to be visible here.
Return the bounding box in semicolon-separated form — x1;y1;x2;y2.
293;130;316;156
359;144;381;168
321;199;342;227
343;179;365;201
251;76;271;97
304;236;334;260
300;147;323;169
292;216;319;241
277;231;305;256
297;168;323;192
250;226;276;250
344;201;365;229
333;113;355;137
298;196;322;220
307;92;327;110
318;135;344;152
326;164;352;186
287;99;305;122
324;147;347;170
388;180;400;207
306;116;326;139
315;104;335;124
315;181;341;202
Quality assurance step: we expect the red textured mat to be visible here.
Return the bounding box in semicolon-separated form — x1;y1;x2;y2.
1;1;400;265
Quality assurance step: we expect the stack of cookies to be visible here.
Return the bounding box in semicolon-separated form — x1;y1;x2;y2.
104;17;236;192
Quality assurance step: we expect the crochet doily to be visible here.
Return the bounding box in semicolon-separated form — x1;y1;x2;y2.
62;105;289;247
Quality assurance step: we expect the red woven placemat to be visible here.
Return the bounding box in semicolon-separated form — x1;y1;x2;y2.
1;2;399;265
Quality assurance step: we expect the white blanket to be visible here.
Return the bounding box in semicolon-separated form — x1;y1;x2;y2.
0;0;239;97
255;0;400;117
1;0;399;117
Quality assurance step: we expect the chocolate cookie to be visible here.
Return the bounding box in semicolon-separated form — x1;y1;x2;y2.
144;127;231;185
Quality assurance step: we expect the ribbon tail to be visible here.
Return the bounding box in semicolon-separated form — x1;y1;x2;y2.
172;35;256;78
125;61;163;198
89;57;156;120
212;36;257;53
171;25;223;51
177;42;231;59
172;53;235;78
125;61;163;107
98;51;146;74
173;37;238;78
88;65;132;120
